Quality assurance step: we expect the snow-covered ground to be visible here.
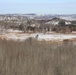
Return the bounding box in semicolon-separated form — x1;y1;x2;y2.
38;34;76;41
60;17;76;21
1;29;76;41
4;33;76;41
7;29;23;33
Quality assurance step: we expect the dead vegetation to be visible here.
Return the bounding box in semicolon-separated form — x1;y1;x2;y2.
0;38;76;75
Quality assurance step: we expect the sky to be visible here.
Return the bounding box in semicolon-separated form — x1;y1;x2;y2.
0;0;76;14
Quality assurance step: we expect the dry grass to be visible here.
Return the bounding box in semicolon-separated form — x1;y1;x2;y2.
0;38;76;75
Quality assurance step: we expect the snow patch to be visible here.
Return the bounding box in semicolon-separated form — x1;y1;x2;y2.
3;32;76;41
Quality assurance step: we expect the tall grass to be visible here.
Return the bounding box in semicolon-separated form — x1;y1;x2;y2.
0;38;76;75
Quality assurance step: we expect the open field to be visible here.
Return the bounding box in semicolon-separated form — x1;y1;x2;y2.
0;29;76;42
0;39;76;75
0;29;76;75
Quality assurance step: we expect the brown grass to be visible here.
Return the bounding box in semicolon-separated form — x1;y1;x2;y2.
0;38;76;75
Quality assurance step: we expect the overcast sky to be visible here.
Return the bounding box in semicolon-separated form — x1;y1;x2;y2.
0;0;76;14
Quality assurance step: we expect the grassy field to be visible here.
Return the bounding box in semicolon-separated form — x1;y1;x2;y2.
0;38;76;75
